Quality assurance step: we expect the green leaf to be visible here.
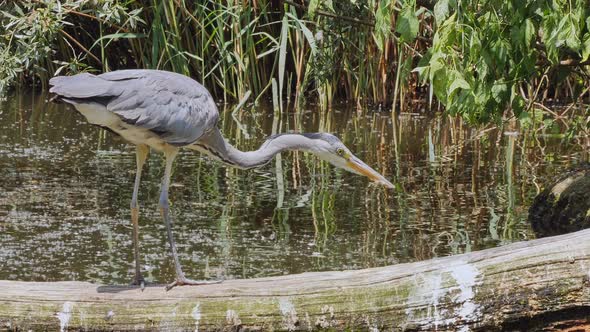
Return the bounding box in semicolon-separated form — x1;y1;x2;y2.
555;14;581;51
448;78;470;94
565;23;581;51
432;69;449;104
523;19;536;46
490;39;510;69
278;14;288;101
1;10;18;20
433;13;457;49
433;0;449;25
518;110;532;129
474;83;491;106
412;65;429;78
582;34;590;61
297;22;318;56
396;6;419;43
542;13;560;63
373;0;392;51
448;71;470;95
511;95;526;117
256;46;279;59
510;25;522;48
412;48;432;84
468;33;481;61
89;33;147;51
491;82;508;103
13;3;24;16
308;0;319;18
428;51;446;81
543;118;554;127
286;13;318;55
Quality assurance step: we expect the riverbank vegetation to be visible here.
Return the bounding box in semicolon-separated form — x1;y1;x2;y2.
0;0;589;127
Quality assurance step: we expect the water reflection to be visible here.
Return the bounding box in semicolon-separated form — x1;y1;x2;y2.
0;93;586;284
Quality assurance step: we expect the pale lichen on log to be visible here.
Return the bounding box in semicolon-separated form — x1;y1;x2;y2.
2;228;590;331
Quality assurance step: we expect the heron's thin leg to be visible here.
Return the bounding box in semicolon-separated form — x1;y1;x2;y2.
159;148;223;291
159;148;184;277
130;144;149;289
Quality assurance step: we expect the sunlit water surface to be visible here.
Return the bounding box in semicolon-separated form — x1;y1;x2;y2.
0;93;586;284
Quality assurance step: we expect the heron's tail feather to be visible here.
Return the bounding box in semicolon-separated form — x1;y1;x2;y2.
49;73;116;99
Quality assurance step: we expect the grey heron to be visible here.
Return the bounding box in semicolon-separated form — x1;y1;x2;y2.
49;69;394;290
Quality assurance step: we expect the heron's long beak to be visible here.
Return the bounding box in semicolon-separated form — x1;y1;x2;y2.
346;156;395;189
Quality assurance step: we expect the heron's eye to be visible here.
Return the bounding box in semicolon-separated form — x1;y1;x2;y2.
336;148;345;156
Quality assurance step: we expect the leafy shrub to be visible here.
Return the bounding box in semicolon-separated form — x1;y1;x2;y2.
414;0;590;123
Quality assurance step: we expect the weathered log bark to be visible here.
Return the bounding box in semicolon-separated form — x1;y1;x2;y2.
2;229;590;331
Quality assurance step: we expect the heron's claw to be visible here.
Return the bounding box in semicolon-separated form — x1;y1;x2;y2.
165;276;224;291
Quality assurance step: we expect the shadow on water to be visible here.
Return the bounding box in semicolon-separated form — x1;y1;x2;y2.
0;92;586;284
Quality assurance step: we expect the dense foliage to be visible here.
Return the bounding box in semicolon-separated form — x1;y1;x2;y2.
0;0;589;126
414;0;590;123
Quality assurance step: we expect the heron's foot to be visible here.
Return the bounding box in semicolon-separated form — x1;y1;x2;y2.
165;276;224;291
130;274;146;291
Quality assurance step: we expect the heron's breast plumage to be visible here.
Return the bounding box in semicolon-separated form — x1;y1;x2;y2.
73;102;171;151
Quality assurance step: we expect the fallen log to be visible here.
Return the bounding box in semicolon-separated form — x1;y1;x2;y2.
2;229;590;331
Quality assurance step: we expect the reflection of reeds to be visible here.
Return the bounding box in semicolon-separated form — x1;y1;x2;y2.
310;182;336;252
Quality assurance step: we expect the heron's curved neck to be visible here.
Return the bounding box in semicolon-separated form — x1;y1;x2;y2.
194;129;318;169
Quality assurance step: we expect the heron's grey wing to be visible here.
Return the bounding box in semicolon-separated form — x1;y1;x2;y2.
100;70;220;146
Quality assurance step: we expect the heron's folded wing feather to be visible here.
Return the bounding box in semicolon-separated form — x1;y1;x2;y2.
103;70;219;146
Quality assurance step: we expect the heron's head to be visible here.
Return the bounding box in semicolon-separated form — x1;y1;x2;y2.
297;133;394;188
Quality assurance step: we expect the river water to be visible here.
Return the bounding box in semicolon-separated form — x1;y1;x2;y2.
0;93;586;284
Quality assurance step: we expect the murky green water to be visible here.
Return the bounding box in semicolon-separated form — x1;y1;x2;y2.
0;93;586;284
